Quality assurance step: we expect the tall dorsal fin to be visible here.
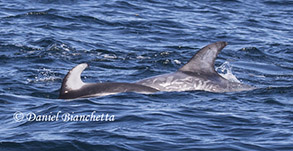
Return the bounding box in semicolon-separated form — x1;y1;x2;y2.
60;63;88;92
179;41;227;74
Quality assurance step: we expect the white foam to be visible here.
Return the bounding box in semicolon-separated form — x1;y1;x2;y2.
216;61;241;83
174;59;181;64
102;54;117;59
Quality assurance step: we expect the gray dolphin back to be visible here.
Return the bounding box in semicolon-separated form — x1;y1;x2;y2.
136;41;255;92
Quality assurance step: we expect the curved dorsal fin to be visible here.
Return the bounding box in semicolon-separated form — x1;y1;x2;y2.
179;41;227;74
60;63;88;92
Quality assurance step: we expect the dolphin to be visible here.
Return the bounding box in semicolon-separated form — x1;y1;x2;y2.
58;41;254;99
58;63;158;99
136;41;255;92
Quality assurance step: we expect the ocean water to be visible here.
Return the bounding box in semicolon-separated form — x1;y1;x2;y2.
0;0;293;150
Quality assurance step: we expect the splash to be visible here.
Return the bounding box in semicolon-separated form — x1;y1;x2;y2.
216;61;241;83
26;68;59;83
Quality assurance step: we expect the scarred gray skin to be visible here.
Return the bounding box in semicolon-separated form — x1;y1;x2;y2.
136;42;255;92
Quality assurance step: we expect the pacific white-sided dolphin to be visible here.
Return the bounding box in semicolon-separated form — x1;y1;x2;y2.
59;41;254;99
58;63;158;99
136;41;255;92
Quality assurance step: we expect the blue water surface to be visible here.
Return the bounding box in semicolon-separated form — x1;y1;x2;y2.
0;0;293;151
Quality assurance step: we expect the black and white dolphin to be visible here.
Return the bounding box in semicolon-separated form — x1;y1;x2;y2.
58;63;158;99
59;42;254;99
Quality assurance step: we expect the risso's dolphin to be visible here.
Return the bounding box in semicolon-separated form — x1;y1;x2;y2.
58;63;158;99
59;41;254;99
136;41;255;93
